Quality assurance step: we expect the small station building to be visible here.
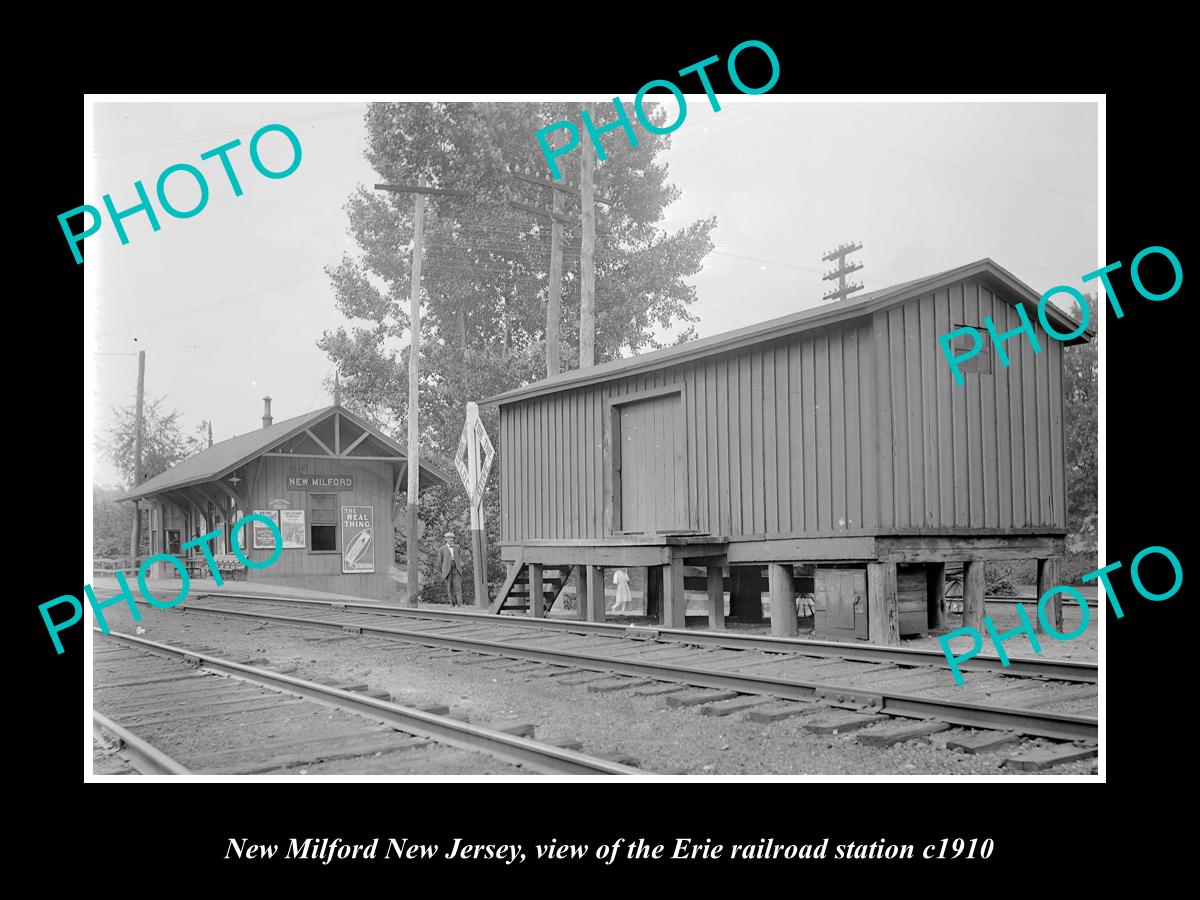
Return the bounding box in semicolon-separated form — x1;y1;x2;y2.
482;259;1091;644
121;400;453;601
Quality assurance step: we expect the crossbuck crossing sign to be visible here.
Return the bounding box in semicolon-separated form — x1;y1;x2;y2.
455;403;495;511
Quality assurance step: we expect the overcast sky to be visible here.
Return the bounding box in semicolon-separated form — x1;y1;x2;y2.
89;98;1098;486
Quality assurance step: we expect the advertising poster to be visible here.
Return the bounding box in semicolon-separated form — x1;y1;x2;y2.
279;509;306;549
251;509;280;550
341;505;373;574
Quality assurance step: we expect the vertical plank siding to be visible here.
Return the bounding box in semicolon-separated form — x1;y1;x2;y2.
241;455;394;600
498;278;1067;543
871;279;1064;532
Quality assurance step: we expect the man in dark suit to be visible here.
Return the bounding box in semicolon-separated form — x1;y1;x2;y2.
439;532;463;607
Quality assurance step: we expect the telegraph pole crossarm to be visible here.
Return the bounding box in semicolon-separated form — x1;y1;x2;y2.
375;184;472;197
820;240;865;303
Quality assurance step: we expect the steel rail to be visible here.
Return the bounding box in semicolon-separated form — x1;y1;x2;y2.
171;603;1097;742
95;629;643;777
93;710;191;775
194;591;1098;684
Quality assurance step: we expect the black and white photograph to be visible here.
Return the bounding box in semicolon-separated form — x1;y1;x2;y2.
80;91;1107;784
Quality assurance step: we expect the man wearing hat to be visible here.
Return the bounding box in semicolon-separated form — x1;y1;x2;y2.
439;531;463;607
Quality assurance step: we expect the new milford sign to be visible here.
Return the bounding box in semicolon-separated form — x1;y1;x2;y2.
287;474;355;491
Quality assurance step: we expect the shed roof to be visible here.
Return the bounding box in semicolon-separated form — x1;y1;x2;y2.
482;258;1092;406
120;404;455;502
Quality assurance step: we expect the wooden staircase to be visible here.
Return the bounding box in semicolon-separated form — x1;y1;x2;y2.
490;551;577;615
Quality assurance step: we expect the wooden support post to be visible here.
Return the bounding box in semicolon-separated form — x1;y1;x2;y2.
644;566;661;621
546;190;563;377
154;502;170;578
769;563;798;637
579;102;596;369
529;563;544;618
575;565;588;621
707;566;725;631
661;559;686;628
962;559;986;633
465;401;489;610
728;566;765;622
405;176;427;608
585;564;605;622
129;349;145;570
1036;557;1062;634
867;562;900;646
927;562;947;631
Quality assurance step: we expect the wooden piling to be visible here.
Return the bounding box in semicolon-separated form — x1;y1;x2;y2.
867;562;900;646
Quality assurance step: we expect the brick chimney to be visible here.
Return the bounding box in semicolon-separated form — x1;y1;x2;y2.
262;396;273;428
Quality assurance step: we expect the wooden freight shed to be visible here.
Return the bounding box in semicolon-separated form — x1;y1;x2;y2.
481;259;1089;645
120;400;453;601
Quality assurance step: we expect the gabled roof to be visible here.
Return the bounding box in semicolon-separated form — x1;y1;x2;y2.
482;258;1092;407
121;404;454;502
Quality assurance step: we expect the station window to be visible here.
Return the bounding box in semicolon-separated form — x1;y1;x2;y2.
310;493;338;552
952;325;993;375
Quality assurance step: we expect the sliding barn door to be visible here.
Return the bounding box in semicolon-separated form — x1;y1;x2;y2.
618;393;688;533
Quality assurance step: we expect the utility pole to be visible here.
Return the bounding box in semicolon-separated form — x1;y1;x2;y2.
547;189;563;377
821;241;865;303
375;177;471;607
508;172;613;379
408;176;425;608
579;101;597;369
129;349;146;570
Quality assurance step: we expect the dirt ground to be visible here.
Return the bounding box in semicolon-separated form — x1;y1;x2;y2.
95;603;1097;777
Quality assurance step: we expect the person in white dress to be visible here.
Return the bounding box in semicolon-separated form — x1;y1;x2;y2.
612;568;632;614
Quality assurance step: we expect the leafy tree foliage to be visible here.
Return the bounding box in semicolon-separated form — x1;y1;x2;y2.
94;398;203;561
1063;294;1098;562
98;396;204;488
320;103;716;596
93;484;135;560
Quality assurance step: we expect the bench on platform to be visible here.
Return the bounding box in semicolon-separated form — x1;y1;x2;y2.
182;554;248;580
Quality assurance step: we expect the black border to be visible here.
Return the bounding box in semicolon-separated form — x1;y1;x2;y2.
28;23;1189;883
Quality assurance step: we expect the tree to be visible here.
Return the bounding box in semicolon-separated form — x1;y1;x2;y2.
98;396;203;488
1062;294;1098;561
94;397;203;561
320;102;717;595
93;484;134;559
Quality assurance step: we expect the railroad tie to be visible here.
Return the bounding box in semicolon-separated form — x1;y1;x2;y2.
411;703;451;716
946;731;1022;754
586;677;655;693
747;701;821;723
802;712;882;735
665;690;740;708
548;671;610;686
503;663;549;674
204;736;436;774
700;696;774;717
593;751;639;768
524;666;574;679
453;654;502;665
857;720;950;748
476;658;524;671
631;683;689;697
1002;743;1098;771
540;737;584;751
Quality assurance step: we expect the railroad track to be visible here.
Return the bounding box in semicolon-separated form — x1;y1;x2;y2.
92;629;644;776
187;590;1098;682
138;592;1097;753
